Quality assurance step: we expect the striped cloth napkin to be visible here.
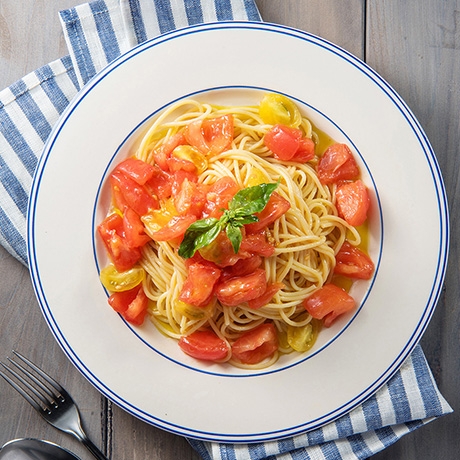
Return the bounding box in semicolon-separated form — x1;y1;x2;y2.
0;1;452;459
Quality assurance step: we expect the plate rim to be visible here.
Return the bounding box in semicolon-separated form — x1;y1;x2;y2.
27;20;449;443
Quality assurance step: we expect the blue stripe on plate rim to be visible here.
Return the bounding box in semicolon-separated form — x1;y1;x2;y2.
26;21;449;442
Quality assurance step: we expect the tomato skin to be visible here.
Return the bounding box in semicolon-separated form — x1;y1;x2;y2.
302;284;356;327
146;167;173;200
179;262;222;307
293;137;315;162
247;282;284;309
153;132;186;171
98;213;142;272
115;158;156;185
215;268;267;306
149;214;197;242
202;176;239;219
334;241;374;280
245;192;291;234
123;207;151;248
184;115;234;155
231;323;278;365
178;330;230;361
259;93;302;128
239;233;275;258
174;179;209;218
336;180;370;226
317;143;360;184
110;170;159;216
108;284;148;326
264;124;302;160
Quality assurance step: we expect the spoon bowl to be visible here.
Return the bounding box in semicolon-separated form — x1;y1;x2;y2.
0;438;80;460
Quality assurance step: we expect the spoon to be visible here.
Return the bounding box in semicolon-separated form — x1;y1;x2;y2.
0;438;80;460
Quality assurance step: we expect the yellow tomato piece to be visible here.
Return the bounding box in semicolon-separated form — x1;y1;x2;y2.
142;198;178;233
100;264;145;292
287;318;321;352
175;299;214;320
259;93;302;128
246;168;268;187
172;145;208;174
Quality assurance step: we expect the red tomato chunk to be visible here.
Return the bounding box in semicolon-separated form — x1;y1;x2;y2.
178;330;229;361
98;213;142;272
317;143;360;184
232;323;279;365
215;268;267;307
302;284;356;327
334;241;374;280
264;124;315;162
178;262;222;307
108;284;148;326
336;180;370;227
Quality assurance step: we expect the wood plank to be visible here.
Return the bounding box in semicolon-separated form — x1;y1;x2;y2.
366;1;460;458
256;0;365;58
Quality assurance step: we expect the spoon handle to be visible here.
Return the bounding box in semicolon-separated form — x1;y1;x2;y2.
81;437;109;460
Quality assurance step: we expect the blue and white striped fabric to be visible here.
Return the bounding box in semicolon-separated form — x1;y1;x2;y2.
0;1;452;459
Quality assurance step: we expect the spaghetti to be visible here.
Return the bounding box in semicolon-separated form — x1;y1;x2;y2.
98;93;373;369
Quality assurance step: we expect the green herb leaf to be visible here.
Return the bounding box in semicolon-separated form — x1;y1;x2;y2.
229;182;279;215
226;223;243;253
178;181;280;259
178;218;221;259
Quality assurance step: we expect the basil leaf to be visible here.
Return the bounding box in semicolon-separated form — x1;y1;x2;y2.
226;223;243;254
178;218;221;259
229;182;279;215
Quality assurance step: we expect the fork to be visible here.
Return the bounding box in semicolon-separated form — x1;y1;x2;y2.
0;351;108;460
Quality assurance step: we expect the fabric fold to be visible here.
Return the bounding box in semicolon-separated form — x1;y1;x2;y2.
0;1;452;459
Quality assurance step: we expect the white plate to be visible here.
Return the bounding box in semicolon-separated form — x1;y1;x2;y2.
27;22;448;443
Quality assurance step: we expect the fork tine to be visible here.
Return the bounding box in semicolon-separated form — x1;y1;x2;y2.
0;351;62;413
0;363;42;411
12;350;65;396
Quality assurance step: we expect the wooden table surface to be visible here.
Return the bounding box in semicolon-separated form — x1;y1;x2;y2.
1;1;459;459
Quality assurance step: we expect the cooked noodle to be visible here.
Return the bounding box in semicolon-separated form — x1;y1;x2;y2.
130;98;361;369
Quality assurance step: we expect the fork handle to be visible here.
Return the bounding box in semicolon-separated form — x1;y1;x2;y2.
80;437;109;460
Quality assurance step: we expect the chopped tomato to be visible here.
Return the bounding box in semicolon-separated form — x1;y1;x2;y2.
184;115;234;155
179;262;222;307
247;282;284;309
98;213;142;272
174;179;209;217
123;207;151;248
115;158;156;185
199;231;274;268
215;268;267;306
231;323;278;365
199;231;241;267
222;255;262;279
264;124;302;160
294;137;315;162
110;170;159;216
317;143;360;184
149;214;197;242
202;177;239;219
146;167;172;200
239;233;275;258
171;170;199;196
108;284;148;326
171;145;208;174
336;180;370;227
302;284;356;327
166;155;197;173
152;132;186;171
334;241;374;280
259;93;302;128
245;192;291;234
178;330;229;361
